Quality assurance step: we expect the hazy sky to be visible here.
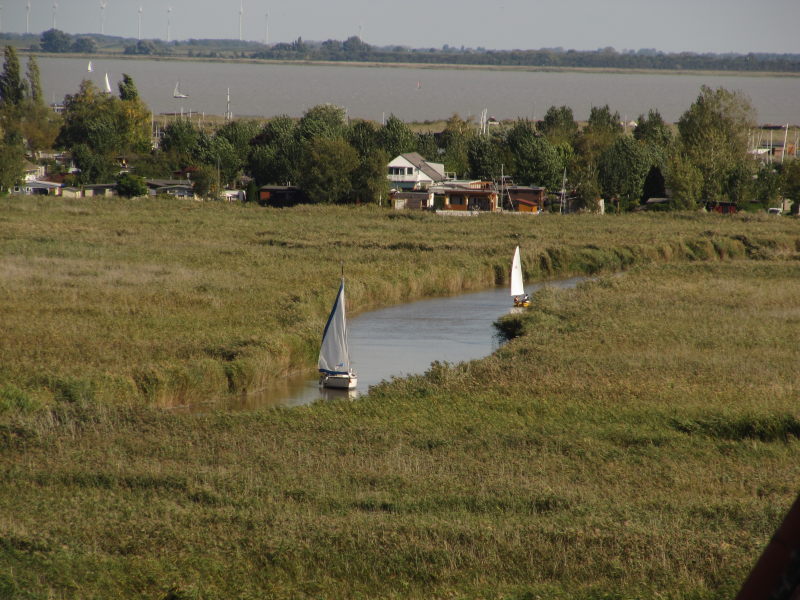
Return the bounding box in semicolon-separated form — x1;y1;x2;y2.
3;0;799;54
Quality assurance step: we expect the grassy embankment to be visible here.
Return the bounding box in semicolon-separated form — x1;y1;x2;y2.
1;198;799;598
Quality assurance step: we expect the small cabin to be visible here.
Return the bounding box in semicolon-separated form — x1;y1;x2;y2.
506;186;546;213
257;185;308;207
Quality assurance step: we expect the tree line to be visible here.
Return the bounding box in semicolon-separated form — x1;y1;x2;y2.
8;29;799;74
1;44;799;210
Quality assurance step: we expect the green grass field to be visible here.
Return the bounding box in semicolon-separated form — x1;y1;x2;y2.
1;198;799;598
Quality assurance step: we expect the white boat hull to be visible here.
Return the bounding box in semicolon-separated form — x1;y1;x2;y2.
320;373;358;389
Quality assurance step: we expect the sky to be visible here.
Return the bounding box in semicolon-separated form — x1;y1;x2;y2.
2;0;799;55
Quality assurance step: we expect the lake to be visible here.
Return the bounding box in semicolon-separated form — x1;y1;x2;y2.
38;56;800;124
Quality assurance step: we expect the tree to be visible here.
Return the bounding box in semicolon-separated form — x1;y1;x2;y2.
665;147;703;210
598;136;653;211
377;114;416;158
676;85;756;202
196;135;241;188
297;104;346;142
115;172;148;198
190;164;217;198
25;55;43;105
782;160;800;214
538;105;578;146
71;37;97;54
160;119;201;158
40;29;73;53
506;120;562;189
215;119;260;164
0;46;25;107
56;79;151;181
298;137;358;203
467;134;503;180
439;114;475;177
351;148;390;204
248;116;299;185
633;109;672;149
575;105;624;168
347;120;380;158
72;143;116;184
118;74;139;101
0;138;25;192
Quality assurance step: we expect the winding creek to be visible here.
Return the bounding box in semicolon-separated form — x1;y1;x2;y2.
188;277;583;412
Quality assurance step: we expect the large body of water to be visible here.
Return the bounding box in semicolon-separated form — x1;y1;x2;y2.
38;56;800;124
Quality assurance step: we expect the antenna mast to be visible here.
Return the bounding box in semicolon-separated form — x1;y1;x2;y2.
238;0;243;41
100;1;107;34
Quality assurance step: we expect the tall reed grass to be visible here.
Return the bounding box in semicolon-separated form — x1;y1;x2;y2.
1;197;797;407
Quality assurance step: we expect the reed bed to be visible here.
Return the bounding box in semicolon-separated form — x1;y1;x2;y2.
1;198;800;598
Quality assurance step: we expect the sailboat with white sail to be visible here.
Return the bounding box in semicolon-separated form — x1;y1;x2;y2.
318;277;357;389
103;73;112;94
511;246;530;307
173;82;188;99
87;61;93;72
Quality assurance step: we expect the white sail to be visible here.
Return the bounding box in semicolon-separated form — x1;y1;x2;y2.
104;73;112;94
318;279;352;376
87;61;93;72
173;82;188;98
510;246;525;296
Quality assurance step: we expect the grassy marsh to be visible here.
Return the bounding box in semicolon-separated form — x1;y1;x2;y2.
1;198;800;598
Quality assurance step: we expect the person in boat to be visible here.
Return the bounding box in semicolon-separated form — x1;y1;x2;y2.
514;293;530;306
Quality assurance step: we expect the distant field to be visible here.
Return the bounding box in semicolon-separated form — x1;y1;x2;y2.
1;202;798;597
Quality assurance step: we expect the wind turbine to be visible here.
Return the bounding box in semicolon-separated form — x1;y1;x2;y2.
166;6;171;43
100;1;107;35
137;4;142;40
52;2;58;29
26;1;30;34
238;0;243;41
0;5;3;34
264;11;269;45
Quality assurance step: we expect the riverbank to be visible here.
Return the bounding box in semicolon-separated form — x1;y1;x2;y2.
19;49;800;79
2;198;798;409
2;244;798;597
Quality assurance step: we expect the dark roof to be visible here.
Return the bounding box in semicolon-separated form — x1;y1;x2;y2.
400;153;445;182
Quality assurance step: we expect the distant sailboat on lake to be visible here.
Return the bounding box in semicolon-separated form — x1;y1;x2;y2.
173;81;188;98
87;61;93;72
104;72;112;94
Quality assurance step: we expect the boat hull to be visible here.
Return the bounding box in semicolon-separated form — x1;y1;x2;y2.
320;373;358;389
513;298;531;307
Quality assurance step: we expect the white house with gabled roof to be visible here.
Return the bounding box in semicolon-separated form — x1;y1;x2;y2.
387;153;446;191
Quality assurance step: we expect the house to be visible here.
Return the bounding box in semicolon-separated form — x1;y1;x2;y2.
222;189;245;202
61;187;84;199
23;161;46;182
15;180;62;196
83;184;116;198
257;185;308;207
390;190;434;210
155;184;196;199
506;186;546;213
387;153;446;191
432;180;499;212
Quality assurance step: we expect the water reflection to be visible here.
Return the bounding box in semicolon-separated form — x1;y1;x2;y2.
186;277;583;412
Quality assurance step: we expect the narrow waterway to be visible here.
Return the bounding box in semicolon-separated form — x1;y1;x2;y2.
192;277;583;411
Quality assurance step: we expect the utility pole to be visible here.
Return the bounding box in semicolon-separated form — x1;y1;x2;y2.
238;0;243;42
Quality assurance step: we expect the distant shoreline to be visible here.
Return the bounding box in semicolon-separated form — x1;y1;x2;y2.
23;50;800;79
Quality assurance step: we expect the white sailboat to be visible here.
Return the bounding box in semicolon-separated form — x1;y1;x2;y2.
173;82;188;99
87;61;93;72
511;246;530;307
318;278;357;389
103;72;112;94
